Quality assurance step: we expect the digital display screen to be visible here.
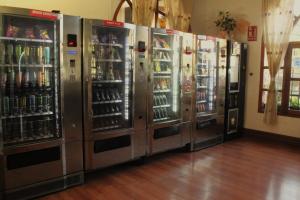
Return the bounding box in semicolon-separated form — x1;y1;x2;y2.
67;34;77;47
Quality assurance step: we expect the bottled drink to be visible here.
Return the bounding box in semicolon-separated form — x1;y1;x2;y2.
96;64;105;80
37;69;44;88
15;44;23;64
44;69;50;87
36;93;43;112
20;95;27;114
14;96;20;114
16;70;22;89
44;46;51;64
30;46;37;64
107;66;115;80
42;94;50;112
24;45;30;64
153;96;157;106
6;44;14;64
3;96;10;116
28;94;36;113
100;90;106;101
0;71;7;90
22;69;30;88
37;46;43;64
0;42;6;64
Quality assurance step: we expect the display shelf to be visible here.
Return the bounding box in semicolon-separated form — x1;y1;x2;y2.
0;64;53;68
93;80;123;84
197;86;208;89
153;89;171;93
92;125;121;132
93;112;122;118
98;59;122;62
153;75;171;79
92;100;122;105
153;47;173;51
154;117;170;122
0;36;53;43
153;59;172;62
153;104;171;109
153;72;172;75
153;32;170;36
196;100;207;104
196;75;209;78
93;42;123;48
1;112;54;119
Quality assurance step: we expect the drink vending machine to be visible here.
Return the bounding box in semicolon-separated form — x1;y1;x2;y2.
0;6;83;199
82;19;147;170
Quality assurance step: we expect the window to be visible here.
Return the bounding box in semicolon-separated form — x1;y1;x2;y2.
259;2;300;117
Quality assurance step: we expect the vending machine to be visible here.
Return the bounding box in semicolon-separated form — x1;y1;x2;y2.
191;35;225;150
147;28;188;155
0;7;83;200
224;41;248;140
82;19;147;170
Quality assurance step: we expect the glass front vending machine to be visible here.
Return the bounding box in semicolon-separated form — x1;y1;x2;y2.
191;35;225;150
0;7;83;200
147;28;188;155
82;19;147;170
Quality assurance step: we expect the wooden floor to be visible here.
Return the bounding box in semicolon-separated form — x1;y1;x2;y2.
41;136;300;200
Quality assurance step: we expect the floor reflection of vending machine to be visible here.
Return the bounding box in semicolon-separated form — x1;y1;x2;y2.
224;41;248;140
148;28;187;155
191;35;225;150
0;7;83;199
82;19;147;170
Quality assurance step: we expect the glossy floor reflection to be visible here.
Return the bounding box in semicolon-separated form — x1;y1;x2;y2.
42;136;300;200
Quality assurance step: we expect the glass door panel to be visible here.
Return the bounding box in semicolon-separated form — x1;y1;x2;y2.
196;37;217;116
90;25;133;132
152;30;180;123
229;42;241;91
0;15;60;146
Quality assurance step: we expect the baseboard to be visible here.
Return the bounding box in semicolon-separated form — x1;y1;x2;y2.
242;128;300;145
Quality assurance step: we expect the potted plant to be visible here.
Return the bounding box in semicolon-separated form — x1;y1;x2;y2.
214;11;237;39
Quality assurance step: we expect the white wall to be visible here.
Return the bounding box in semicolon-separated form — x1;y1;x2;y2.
0;0;120;19
191;0;300;138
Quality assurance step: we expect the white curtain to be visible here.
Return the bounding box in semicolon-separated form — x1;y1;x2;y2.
132;0;156;27
263;0;295;124
164;0;193;32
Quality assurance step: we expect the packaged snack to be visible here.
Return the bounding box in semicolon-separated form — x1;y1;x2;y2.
25;28;35;39
39;29;50;40
6;25;20;37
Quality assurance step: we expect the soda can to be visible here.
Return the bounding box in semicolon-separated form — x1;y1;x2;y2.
15;44;23;64
37;46;43;64
28;94;36;113
44;46;50;64
30;46;37;64
0;42;6;64
29;70;37;88
42;94;49;112
24;46;30;64
3;96;10;116
6;44;14;64
36;94;43;112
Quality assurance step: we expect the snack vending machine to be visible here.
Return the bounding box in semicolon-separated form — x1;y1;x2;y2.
224;41;247;140
191;35;225;150
147;28;187;155
0;6;83;200
82;19;147;170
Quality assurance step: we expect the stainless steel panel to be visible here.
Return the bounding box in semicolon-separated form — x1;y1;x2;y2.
84;140;132;171
181;32;195;123
132;130;146;158
4;159;63;190
64;141;83;174
134;26;149;131
181;122;192;146
149;125;182;155
61;15;82;142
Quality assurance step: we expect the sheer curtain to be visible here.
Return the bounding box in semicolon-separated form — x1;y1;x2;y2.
263;0;295;124
164;0;193;32
132;0;156;27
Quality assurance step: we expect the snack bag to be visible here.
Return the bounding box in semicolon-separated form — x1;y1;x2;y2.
6;25;20;37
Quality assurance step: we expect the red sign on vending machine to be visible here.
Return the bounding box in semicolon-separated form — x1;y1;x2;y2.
29;10;58;20
248;26;257;41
